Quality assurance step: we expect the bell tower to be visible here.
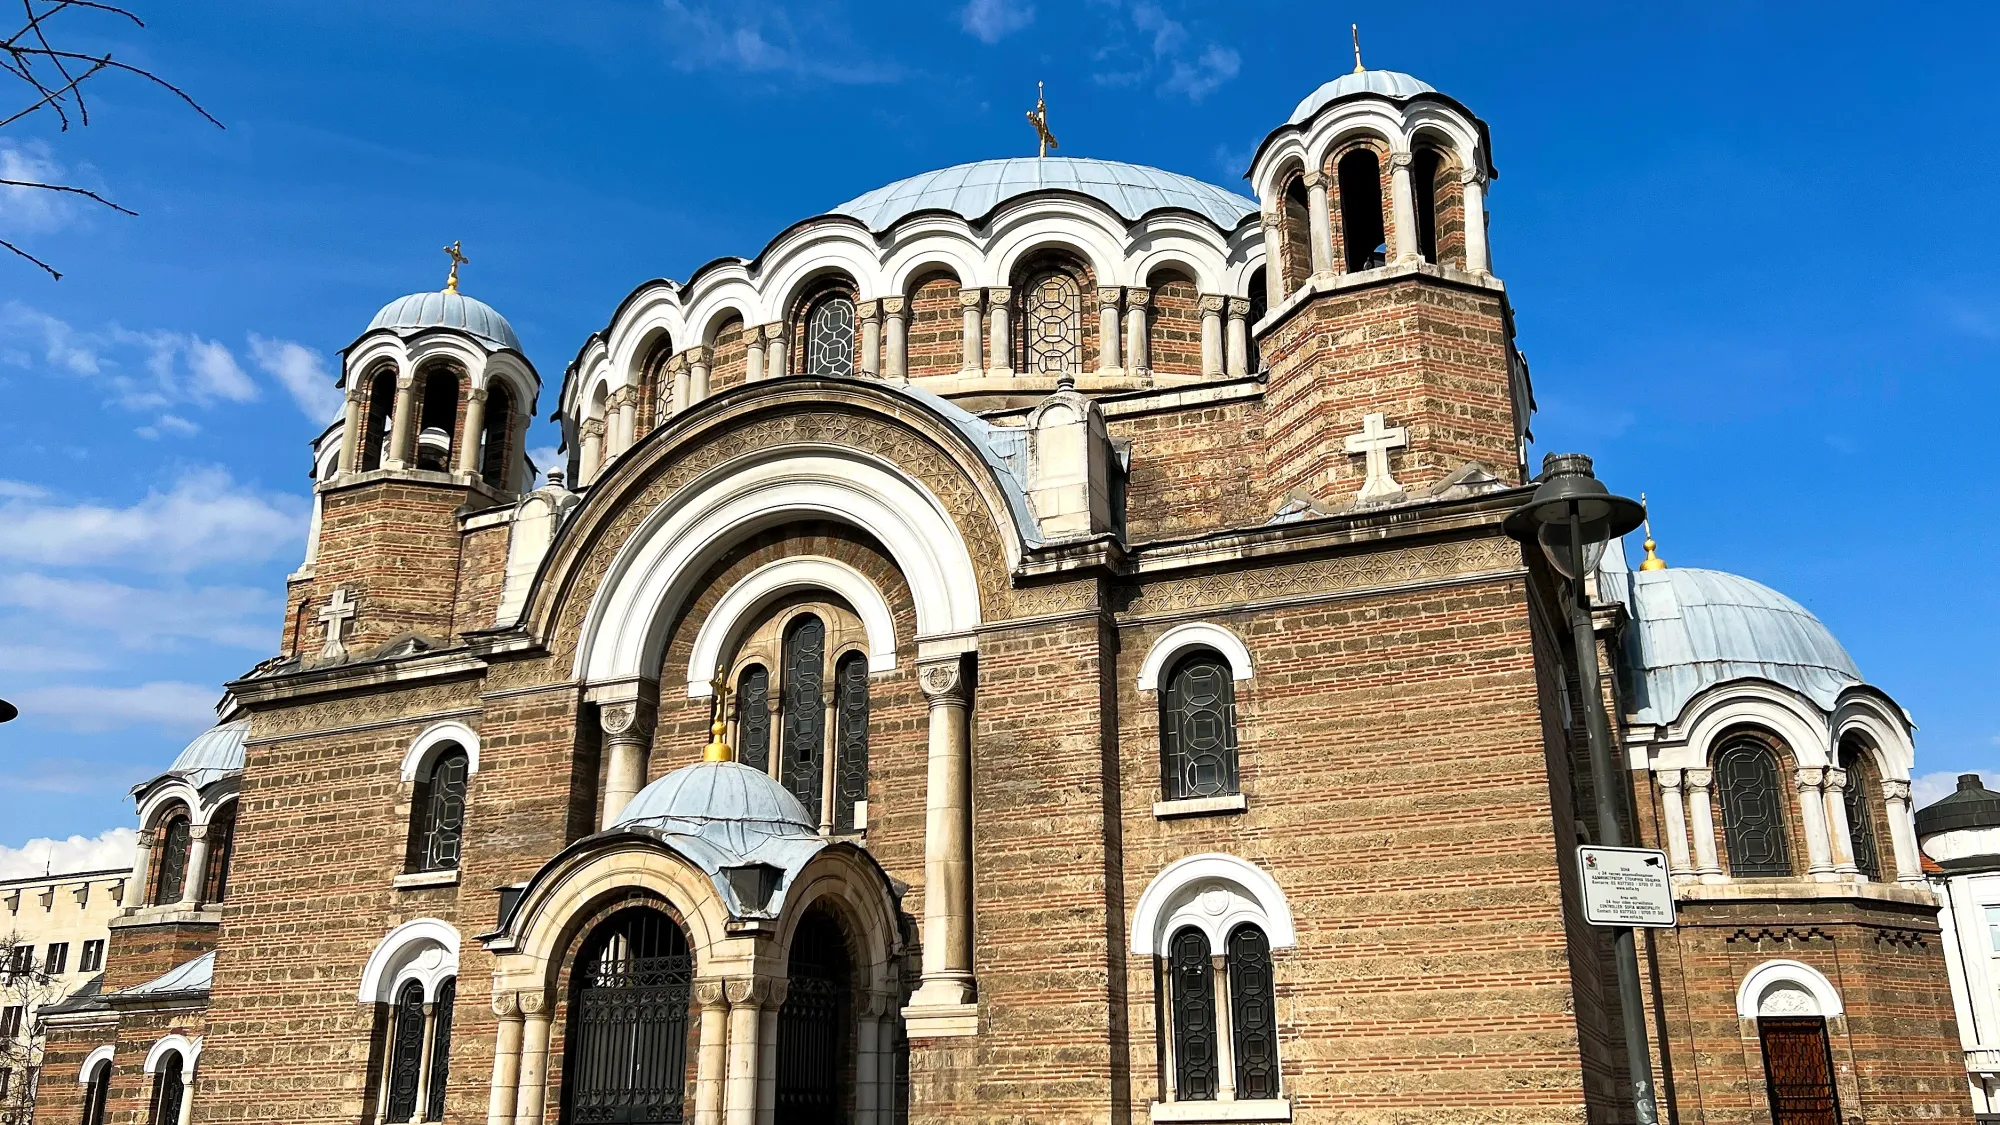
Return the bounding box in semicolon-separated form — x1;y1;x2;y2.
1248;62;1529;510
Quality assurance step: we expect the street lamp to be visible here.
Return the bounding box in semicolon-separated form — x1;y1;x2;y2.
0;698;15;723
1505;452;1657;1125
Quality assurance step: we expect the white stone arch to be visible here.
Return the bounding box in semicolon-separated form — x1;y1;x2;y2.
77;1043;114;1083
761;231;885;315
1651;680;1834;772
1249;139;1314;206
988;210;1127;291
143;1033;200;1077
400;720;482;782
1137;622;1254;692
574;446;984;690
681;275;765;346
603;285;689;379
1131;852;1296;956
1831;689;1914;780
1301;104;1411;178
771;847;903;1000
1131;238;1228;295
344;335;409;389
359;918;462;1004
1736;958;1844;1019
136;784;202;834
477;352;540;403
404;332;490;384
885;241;980;296
1400;103;1483;176
685;556;898;699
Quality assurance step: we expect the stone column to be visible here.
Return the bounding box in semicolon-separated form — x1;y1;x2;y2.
1658;769;1693;880
513;992;552;1125
578;419;604;486
1198;294;1225;378
1211;955;1236;1100
755;982;785;1125
1096;288;1122;376
958;290;983;375
744;331;766;383
1124;289;1151;379
176;1063;197;1125
724;979;765;1125
385;372;419;470
1461;168;1490;275
338;391;364;475
617;388;638;456
854;993;891;1125
1389;151;1420;264
882;298;908;383
1882;778;1924;883
507;409;531;493
985;287;1012;378
1794;766;1838;881
763;323;788;380
487;992;523;1125
819;686;838;836
1684;768;1724;882
669;355;690;415
690;345;713;403
178;823;212;911
693;980;729;1125
1304;170;1334;279
412;1001;438;1123
125;829;155;909
909;656;975;1014
1225;296;1250;378
1822;767;1860;876
858;300;882;377
458;386;489;476
599;698;654;830
1260;211;1286;305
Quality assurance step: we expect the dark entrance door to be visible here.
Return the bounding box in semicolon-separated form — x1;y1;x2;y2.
564;907;693;1125
777;910;852;1125
1759;1017;1841;1125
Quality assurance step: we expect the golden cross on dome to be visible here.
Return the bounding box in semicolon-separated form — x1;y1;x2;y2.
1351;24;1365;73
1027;81;1058;159
1639;493;1667;571
442;240;468;293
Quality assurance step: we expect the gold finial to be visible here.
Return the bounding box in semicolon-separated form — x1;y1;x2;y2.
702;674;735;762
1639;492;1667;571
1027;80;1059;159
1351;24;1365;73
442;240;468;294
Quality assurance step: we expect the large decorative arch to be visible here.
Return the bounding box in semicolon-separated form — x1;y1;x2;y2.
1830;688;1915;780
1131;852;1296;957
987;213;1125;293
399;721;482;782
1137;622;1254;692
1736;958;1844;1019
358;918;462;1004
1648;679;1834;772
685;556;899;698
771;846;904;1001
143;1034;201;1077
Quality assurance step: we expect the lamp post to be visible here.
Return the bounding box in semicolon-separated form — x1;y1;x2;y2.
1504;452;1657;1125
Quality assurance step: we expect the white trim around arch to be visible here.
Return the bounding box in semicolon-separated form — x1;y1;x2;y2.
77;1043;115;1082
143;1034;200;1077
685;555;898;698
1136;621;1253;692
1131;852;1296;957
1735;958;1844;1019
399;721;482;782
358;918;463;1004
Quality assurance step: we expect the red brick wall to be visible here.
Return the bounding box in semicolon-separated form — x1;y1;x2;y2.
1109;398;1266;539
709;317;748;392
906;273;963;380
1146;272;1202;378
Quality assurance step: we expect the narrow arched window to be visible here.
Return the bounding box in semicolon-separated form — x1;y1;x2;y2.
777;908;853;1122
385;980;427;1122
805;296;857;377
1281;175;1312;294
201;806;236;904
1839;743;1881;880
1338;150;1386;273
780;615;827;821
833;652;869;833
737;664;772;773
425;977;455;1121
152;812;192;905
1759;1016;1841;1124
1411;148;1443;264
147;1051;184;1125
1246;269;1268;373
1168;927;1219;1101
362;368;396;471
81;1058;111;1125
480;382;514;489
1718;738;1793;877
1019;269;1083;376
409;748;469;873
1227;924;1279;1099
415;367;461;472
1160;651;1239;801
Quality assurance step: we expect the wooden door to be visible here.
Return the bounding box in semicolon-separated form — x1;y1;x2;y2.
1759;1017;1841;1125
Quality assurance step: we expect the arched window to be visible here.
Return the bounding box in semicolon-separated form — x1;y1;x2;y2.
415;367;461;472
1411;148;1443;264
201;805;236;905
362;368;396;471
833;652;869;833
805;296;857;377
480;382;514;489
1246;268;1268;373
81;1058;111;1125
1839;741;1881;881
426;977;455;1122
147;1052;184;1125
152;811;192;905
736;664;772;774
1760;1017;1841;1124
1227;924;1279;1100
563;907;692;1122
777;909;853;1124
1338;150;1386;273
384;980;427;1122
1280;174;1312;294
1160;650;1240;801
408;747;469;873
1017;266;1084;377
780;615;828;821
1168;927;1219;1101
1717;738;1793;878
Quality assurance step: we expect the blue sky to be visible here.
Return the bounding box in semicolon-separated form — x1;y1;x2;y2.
0;1;1994;860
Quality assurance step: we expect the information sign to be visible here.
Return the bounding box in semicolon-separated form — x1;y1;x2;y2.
1577;845;1676;928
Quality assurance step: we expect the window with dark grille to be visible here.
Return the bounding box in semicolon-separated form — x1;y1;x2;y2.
1168;927;1219;1101
152;813;193;905
148;1052;184;1125
426;978;455;1122
1717;739;1793;877
80;940;104;974
1759;1017;1841;1125
1160;650;1240;801
82;1059;111;1125
0;1005;21;1038
1018;269;1082;376
737;665;772;774
1227;925;1279;1100
385;980;428;1122
780;615;827;822
1838;744;1881;880
203;807;236;904
563;906;692;1125
833;653;869;833
805;297;857;377
409;748;469;873
1245;273;1267;373
44;942;68;976
777;910;851;1125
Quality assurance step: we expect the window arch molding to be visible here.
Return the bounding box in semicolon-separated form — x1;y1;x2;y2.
1735;959;1843;1020
1131;853;1295;957
400;721;483;782
1648;681;1833;773
77;1043;115;1083
358;918;462;1005
143;1034;200;1078
685;556;899;699
1137;622;1253;693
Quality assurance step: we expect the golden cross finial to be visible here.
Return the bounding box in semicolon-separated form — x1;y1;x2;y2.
703;674;735;762
1639;492;1667;571
1352;24;1365;73
442;240;468;294
1027;80;1058;159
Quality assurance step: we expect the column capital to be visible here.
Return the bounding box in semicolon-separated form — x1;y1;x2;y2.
396;371;416;389
1683;767;1713;789
1793;765;1828;792
686;344;713;365
492;990;523;1019
918;656;968;704
187;823;211;842
1125;288;1151;308
1459;167;1489;187
136;828;158;848
857;299;881;323
581;417;606;437
1822;767;1849;792
957;290;984;310
1299;169;1324;189
693;977;730;1008
1096;286;1123;309
880;295;908;317
1881;778;1912;803
665;353;688;375
1226;295;1251;317
1260;209;1282;231
724;974;785;1007
985;286;1012;305
762;321;786;342
598;697;655;739
1388;150;1415;169
466;385;489;403
1657;768;1683;789
1198;293;1226;315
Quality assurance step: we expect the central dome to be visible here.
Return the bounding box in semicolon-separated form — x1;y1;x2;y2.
367;290;521;351
833;157;1258;232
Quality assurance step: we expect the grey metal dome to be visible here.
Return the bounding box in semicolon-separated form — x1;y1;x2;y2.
833;157;1258;232
1289;69;1437;124
1917;774;2000;872
366;290;521;351
612;760;827;917
169;718;248;781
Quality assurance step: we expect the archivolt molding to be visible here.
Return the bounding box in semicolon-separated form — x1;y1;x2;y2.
1131;852;1296;957
770;847;904;999
143;1034;200;1077
1735;958;1844;1019
358;918;462;1004
77;1044;114;1082
1640;679;1836;773
399;720;481;782
1830;688;1915;780
685;556;899;698
1136;622;1254;692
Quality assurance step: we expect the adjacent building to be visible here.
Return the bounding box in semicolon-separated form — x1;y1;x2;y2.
1920;774;2000;1123
0;865;128;1123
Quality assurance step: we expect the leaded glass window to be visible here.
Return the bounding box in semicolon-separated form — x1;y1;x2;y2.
834;653;869;833
737;665;772;774
1160;651;1239;801
82;1059;110;1125
426;977;455;1121
411;748;468;873
563;907;693;1125
1718;739;1792;878
1227;925;1279;1100
1168;928;1219;1101
385;980;427;1122
202;807;235;904
780;615;827;822
1839;745;1881;881
805;297;856;377
153;813;192;905
1019;270;1082;376
148;1052;184;1125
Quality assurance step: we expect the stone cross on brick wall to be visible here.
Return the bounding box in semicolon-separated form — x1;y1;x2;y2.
317;587;356;660
1343;412;1409;501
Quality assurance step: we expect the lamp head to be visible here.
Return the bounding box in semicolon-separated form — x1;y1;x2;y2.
1503;453;1646;580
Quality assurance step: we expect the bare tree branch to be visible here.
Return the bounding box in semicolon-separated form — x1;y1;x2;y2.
0;175;136;213
0;235;61;278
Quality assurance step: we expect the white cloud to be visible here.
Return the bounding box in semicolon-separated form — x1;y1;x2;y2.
1912;770;1970;809
0;572;278;649
1162;43;1239;102
0;139;78;234
0;828;137;879
658;0;903;84
961;0;1033;43
2;303;269;412
12;680;220;732
528;445;564;485
0;467;307;573
0;479;49;499
248;334;344;422
0;642;106;671
136;413;200;440
1087;1;1239;103
1;301;100;375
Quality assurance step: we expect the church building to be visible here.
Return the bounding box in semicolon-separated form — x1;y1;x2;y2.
33;61;1976;1125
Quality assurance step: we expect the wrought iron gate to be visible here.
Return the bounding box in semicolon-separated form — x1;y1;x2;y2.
1759;1017;1841;1125
776;912;851;1125
564;908;694;1124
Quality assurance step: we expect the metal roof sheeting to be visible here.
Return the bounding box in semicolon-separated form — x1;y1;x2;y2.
366;290;521;351
1288;69;1438;124
168;718;249;789
116;950;214;999
832;157;1258;232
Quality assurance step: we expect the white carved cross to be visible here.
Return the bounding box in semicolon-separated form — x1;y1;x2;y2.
1342;412;1409;501
317;587;356;659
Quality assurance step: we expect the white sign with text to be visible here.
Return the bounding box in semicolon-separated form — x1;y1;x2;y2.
1577;845;1676;928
